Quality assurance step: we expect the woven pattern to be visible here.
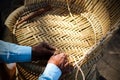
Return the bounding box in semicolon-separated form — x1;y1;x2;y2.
16;11;97;64
5;0;120;80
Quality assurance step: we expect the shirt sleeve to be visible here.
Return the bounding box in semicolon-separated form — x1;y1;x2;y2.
39;63;62;80
0;40;32;63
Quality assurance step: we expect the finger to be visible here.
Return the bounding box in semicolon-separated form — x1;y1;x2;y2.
54;53;66;57
54;49;60;55
41;48;55;56
64;62;69;67
48;49;56;55
40;42;56;51
59;53;68;68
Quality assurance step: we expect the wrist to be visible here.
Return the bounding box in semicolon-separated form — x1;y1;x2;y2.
31;47;37;61
39;63;62;80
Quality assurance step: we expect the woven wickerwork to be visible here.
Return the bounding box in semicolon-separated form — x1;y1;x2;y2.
5;0;120;80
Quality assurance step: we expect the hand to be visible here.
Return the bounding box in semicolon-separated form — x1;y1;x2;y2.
32;42;56;61
48;53;73;74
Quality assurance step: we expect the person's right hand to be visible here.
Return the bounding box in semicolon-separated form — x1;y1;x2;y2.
48;53;73;74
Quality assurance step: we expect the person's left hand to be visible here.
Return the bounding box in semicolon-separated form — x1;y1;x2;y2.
32;42;56;60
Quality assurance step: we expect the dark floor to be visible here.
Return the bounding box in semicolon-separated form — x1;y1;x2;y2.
0;0;120;80
97;30;120;80
0;0;24;40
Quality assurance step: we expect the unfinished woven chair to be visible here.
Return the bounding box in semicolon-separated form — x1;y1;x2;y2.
5;0;120;80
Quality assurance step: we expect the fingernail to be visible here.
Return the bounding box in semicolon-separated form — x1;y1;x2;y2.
60;53;65;56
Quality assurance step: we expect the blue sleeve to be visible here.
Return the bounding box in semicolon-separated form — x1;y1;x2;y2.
39;63;62;80
0;40;32;63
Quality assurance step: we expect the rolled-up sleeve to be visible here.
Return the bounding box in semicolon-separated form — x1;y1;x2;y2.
0;40;31;63
39;63;62;80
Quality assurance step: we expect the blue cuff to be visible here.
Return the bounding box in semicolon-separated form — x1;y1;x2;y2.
0;40;32;63
11;45;32;62
39;63;62;80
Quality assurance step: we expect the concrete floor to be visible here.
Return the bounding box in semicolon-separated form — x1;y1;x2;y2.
97;30;120;80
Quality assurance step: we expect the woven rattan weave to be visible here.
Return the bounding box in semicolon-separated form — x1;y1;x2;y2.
5;0;120;80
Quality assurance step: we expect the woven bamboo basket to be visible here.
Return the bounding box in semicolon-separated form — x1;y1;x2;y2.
5;0;120;80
